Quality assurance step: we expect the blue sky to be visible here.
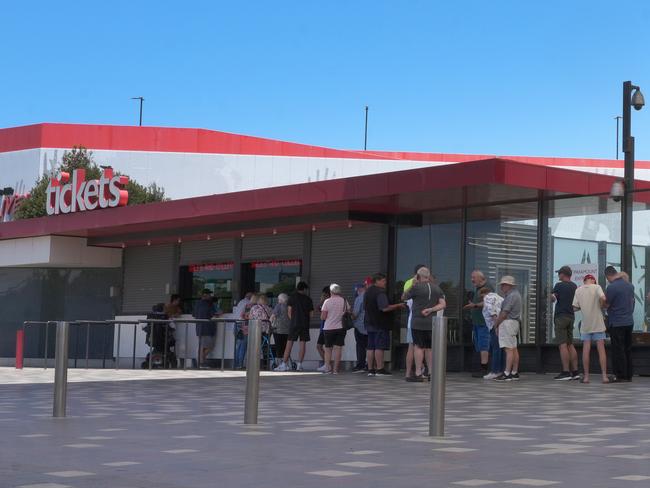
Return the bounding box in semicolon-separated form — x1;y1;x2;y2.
2;1;650;159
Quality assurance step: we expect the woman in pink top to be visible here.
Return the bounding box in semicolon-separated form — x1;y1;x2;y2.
320;284;350;374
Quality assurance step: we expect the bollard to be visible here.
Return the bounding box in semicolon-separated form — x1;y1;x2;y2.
429;315;447;437
219;320;226;372
244;319;262;424
16;329;24;369
53;321;70;418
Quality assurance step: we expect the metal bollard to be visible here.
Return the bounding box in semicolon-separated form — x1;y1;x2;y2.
15;329;24;369
219;321;226;372
244;319;262;424
429;315;448;437
53;321;70;418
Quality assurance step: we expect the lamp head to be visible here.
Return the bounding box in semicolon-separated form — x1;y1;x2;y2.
632;87;645;111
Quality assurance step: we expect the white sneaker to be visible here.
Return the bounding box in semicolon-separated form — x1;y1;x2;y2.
483;372;499;380
273;362;289;372
296;362;304;372
317;364;330;373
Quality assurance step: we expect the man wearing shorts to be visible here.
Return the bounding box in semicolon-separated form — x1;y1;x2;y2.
275;281;313;372
552;265;579;380
192;289;221;368
364;273;405;376
572;274;609;383
464;270;493;378
494;276;521;382
402;267;446;382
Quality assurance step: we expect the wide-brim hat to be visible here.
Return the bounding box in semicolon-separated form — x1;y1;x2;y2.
498;275;516;286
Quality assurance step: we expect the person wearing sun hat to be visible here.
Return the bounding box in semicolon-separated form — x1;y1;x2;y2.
493;275;522;382
572;273;609;383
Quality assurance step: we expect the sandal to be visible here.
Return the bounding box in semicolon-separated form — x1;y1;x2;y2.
580;377;590;384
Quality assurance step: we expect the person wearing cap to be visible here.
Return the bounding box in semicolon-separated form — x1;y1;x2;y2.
552;265;579;381
572;274;609;383
192;288;222;368
320;284;350;374
493;276;521;381
604;266;635;382
351;282;368;372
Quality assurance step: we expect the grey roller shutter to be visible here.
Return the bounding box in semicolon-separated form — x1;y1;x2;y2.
310;225;386;310
242;233;304;260
180;239;234;265
122;244;175;314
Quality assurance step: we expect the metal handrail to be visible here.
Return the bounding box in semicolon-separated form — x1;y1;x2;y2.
19;318;250;371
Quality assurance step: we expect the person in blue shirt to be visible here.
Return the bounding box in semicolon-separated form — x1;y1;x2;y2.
604;266;635;382
193;289;221;368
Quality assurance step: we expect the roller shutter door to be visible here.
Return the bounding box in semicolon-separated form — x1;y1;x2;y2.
122;244;175;313
179;239;234;265
242;233;304;260
310;225;386;309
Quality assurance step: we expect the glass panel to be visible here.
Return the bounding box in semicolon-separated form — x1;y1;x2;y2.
465;202;539;344
396;210;462;344
183;262;234;313
542;196;621;343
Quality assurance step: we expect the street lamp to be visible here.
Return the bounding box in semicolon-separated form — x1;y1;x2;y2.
620;81;645;275
131;97;144;126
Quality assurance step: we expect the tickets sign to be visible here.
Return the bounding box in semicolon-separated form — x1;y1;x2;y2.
567;263;599;285
46;168;129;216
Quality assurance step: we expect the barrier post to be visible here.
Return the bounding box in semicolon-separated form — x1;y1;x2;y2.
429;315;448;437
244;319;262;424
16;329;24;369
219;320;226;372
53;321;70;418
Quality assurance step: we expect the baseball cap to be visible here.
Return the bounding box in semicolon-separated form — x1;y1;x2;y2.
555;265;572;276
583;274;596;282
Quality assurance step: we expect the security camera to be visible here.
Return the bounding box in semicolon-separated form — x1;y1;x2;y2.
632;88;645;111
610;180;624;202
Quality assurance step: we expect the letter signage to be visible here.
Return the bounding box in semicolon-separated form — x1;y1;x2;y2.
46;168;129;216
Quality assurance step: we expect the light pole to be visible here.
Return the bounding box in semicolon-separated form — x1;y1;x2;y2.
364;105;369;151
620;81;645;275
131;97;144;126
614;115;622;159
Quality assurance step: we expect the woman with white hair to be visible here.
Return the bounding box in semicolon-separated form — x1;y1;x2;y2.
271;293;291;368
320;283;350;374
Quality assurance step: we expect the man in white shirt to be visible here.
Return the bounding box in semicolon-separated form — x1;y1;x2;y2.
572;274;609;383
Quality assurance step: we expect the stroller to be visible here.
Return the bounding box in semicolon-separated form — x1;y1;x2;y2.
141;303;177;369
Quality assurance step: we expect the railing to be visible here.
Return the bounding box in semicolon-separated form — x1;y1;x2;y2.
15;318;247;371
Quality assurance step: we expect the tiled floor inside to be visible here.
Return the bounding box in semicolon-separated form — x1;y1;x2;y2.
2;368;650;487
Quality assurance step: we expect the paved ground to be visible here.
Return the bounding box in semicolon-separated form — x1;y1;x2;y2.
2;369;650;488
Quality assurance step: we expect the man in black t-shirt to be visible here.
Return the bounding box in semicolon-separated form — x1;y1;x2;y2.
552;266;579;381
275;281;314;372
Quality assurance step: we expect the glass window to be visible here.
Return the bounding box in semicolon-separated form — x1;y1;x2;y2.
396;210;462;344
181;262;234;313
542;196;621;343
466;202;538;344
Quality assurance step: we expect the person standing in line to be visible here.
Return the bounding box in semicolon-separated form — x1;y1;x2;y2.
192;289;222;368
232;292;253;369
249;293;273;331
402;267;446;382
275;281;314;372
234;293;257;369
320;284;350;374
271;293;291;368
479;286;504;380
351;283;368;372
403;264;426;380
316;286;330;367
364;273;406;377
604;266;635;382
464;270;493;378
552;266;579;381
493;276;522;382
164;294;183;318
572;274;609;384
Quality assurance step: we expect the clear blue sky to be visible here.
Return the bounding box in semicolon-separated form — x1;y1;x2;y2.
3;1;650;159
